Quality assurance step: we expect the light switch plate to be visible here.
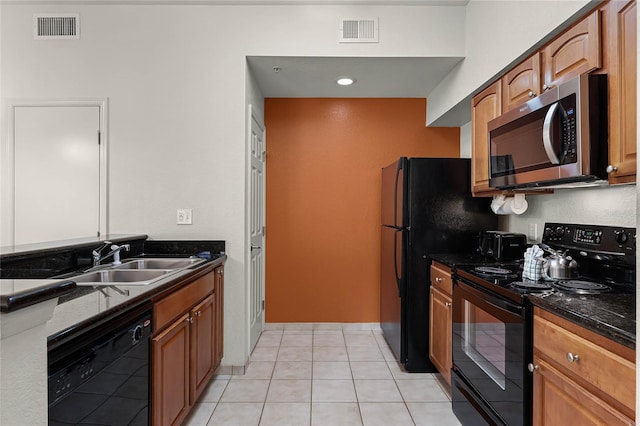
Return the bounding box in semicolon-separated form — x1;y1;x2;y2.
177;209;192;225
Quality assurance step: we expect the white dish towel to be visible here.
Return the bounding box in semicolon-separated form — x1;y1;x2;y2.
523;245;545;280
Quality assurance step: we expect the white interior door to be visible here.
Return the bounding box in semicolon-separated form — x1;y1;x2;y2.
12;105;102;245
249;107;266;351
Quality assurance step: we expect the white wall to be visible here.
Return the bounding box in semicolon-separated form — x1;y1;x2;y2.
426;0;595;126
504;185;637;240
1;3;465;365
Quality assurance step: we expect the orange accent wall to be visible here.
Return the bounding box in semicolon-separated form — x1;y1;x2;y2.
264;98;460;323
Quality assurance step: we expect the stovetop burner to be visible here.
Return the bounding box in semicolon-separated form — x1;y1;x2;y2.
552;280;612;294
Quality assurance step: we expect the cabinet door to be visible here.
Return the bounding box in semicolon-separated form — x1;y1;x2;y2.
429;286;452;385
214;266;224;367
605;0;637;184
532;358;633;426
153;313;191;426
471;81;502;195
502;52;542;112
190;294;215;404
542;10;602;89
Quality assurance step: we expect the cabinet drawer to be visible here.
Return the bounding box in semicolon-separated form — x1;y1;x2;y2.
534;315;635;412
155;273;215;331
430;262;452;295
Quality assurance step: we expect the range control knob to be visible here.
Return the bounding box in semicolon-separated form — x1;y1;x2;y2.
555;227;565;237
615;230;628;244
544;227;553;239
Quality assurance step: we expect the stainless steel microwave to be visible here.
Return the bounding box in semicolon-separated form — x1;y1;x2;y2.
487;74;608;189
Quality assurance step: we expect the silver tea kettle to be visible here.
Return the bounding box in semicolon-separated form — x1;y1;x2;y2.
541;245;579;280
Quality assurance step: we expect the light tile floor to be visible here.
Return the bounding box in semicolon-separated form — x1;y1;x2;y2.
183;327;462;426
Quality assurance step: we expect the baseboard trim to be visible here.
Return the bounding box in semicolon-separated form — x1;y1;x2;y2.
265;322;382;332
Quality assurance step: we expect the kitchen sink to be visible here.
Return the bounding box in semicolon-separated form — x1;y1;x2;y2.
72;257;207;286
73;269;170;285
113;258;205;270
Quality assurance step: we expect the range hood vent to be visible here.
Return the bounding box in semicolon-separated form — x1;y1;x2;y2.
339;18;378;43
34;14;80;39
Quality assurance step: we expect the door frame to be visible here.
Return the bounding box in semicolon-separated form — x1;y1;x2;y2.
1;99;109;246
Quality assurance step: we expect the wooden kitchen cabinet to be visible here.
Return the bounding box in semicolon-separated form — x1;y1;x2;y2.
531;307;635;425
603;0;637;184
152;268;223;426
153;312;191;426
542;9;602;90
502;52;542;112
471;81;502;196
429;261;453;385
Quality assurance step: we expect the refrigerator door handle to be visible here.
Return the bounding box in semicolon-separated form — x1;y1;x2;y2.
394;228;403;297
393;162;401;227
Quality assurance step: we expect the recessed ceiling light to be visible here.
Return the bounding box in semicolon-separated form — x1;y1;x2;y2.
336;77;355;86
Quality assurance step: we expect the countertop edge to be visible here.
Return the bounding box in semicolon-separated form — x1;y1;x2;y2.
0;280;77;313
528;294;636;350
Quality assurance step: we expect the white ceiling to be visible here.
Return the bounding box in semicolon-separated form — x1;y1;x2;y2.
247;56;464;98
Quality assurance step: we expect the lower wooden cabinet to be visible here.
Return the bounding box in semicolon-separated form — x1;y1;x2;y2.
531;307;635;425
152;267;224;426
429;261;453;385
153;313;191;426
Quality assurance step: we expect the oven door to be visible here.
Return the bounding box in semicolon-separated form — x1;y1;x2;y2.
451;278;531;426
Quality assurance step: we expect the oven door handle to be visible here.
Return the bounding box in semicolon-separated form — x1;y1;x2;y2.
455;279;525;317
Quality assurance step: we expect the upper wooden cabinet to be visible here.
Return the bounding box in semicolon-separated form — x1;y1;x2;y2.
603;0;637;183
470;1;636;193
471;81;502;195
542;10;602;89
502;53;542;112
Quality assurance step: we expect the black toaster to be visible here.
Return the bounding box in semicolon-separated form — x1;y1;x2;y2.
478;231;527;260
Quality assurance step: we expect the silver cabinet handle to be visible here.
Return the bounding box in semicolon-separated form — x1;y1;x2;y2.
566;352;580;363
195;311;202;317
528;90;536;98
543;84;552;91
606;165;618;174
218;270;224;275
444;302;452;308
187;317;194;324
527;363;539;372
435;277;443;283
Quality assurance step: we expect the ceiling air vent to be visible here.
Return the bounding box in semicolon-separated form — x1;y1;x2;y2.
339;18;378;43
34;14;80;40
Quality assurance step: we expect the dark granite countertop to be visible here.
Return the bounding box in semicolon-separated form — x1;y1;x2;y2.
0;279;77;313
528;292;635;349
47;254;226;348
1;237;226;339
430;252;636;350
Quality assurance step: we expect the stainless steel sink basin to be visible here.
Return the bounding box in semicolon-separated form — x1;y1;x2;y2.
113;258;205;270
73;269;170;285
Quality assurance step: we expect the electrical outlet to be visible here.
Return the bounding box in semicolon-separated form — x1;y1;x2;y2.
177;209;192;225
528;223;538;242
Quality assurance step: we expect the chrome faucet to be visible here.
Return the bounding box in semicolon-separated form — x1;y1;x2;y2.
92;242;130;266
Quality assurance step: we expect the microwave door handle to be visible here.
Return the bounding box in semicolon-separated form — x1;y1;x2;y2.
542;102;561;165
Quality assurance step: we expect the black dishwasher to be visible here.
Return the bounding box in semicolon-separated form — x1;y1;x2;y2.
48;302;153;426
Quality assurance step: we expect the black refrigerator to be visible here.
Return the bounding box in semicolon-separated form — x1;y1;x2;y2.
380;157;497;372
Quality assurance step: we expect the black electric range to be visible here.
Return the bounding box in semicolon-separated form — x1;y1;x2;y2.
450;222;636;426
